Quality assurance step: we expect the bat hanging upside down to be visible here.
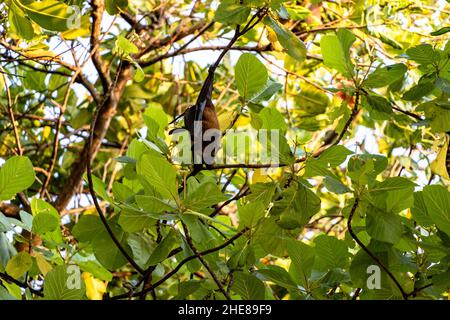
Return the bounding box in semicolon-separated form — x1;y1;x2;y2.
177;69;221;174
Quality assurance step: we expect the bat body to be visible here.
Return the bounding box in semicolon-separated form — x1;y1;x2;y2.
183;71;221;173
184;98;221;171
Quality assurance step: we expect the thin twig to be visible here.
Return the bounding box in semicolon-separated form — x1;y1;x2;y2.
85;60;144;275
347;198;408;300
181;222;231;300
0;272;43;297
112;227;249;299
1;71;22;156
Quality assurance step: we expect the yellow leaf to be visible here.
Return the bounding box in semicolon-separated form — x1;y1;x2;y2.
82;272;108;300
218;110;235;130
377;139;389;155
406;209;412;219
252;168;271;183
42;126;51;139
431;136;449;180
24;49;59;61
61;16;90;39
266;28;284;52
35;253;52;275
234;115;251;127
251;168;282;184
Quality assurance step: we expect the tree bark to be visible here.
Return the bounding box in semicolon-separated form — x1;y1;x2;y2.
54;64;132;211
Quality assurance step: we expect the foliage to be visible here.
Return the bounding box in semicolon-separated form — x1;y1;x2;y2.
0;0;450;300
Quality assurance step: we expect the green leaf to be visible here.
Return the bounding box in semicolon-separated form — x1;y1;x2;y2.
246;183;276;207
147;230;178;265
436;77;450;94
116;35;139;54
320;29;355;78
21;69;46;91
349;248;390;290
8;2;34;40
305;145;353;177
249;79;283;103
294;83;330;116
238;201;266;228
172;280;202;300
137;153;178;200
370;177;416;193
363;64;407;88
92;223;130;270
0;156;35;201
72;215;104;243
61;15;90;39
32;212;59;234
256;265;297;289
127;233;154;269
314;235;349;271
118;206;157;232
111;181;134;202
366;207;403;244
144;105;169;138
215;0;250;24
423;185;450;237
411;191;435;227
431;26;450;36
16;0;75;32
287;239;315;287
44;265;85;300
324;176;351;194
405;44;439;65
76;260;113;282
30;199;63;247
232;271;265;299
347;154;387;186
0;213;12;232
420;102;450;132
258;107;288;132
402;82;435;101
5;252;32;278
235;53;268;101
184;181;228;211
263;16;307;62
19;211;33;231
273;182;321;229
85;174;111;202
0;286;17;300
363;95;394;119
135;195;175;213
105;0;128;15
369;177;415;213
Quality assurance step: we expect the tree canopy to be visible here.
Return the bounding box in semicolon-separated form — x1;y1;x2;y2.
0;0;450;300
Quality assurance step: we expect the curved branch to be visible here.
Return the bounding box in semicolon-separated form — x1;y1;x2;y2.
112;227;249;300
181;221;231;300
347;197;408;300
84;63;144;275
90;0;111;90
0;272;43;297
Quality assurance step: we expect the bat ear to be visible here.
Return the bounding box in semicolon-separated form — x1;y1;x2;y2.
168;110;188;125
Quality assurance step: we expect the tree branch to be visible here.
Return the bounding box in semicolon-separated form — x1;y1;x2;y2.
1;70;22;156
54;63;132;211
181;221;231;300
90;0;111;91
347;197;408;300
84;60;144;275
0;272;43;297
112;227;249;299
